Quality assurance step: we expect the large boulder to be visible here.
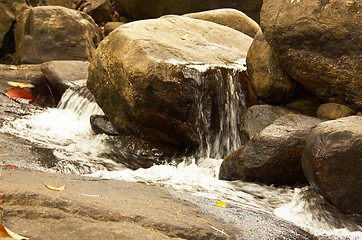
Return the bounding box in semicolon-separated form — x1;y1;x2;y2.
88;15;253;157
302;116;362;214
0;3;15;57
183;8;260;38
261;0;362;111
219;114;322;186
240;104;293;140
114;0;263;23
246;31;299;103
15;6;101;64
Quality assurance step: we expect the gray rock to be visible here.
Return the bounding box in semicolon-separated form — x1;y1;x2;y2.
246;31;299;103
240;104;293;139
261;0;362;111
88;15;252;154
114;0;263;23
15;6;101;64
40;60;89;101
220;114;322;186
302;116;362;214
184;8;260;38
316;103;355;120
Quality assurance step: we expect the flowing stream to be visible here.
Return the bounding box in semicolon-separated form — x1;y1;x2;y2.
1;67;362;239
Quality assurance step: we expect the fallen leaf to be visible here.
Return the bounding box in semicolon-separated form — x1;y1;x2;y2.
0;153;8;157
7;81;35;88
181;33;189;40
6;164;18;169
0;199;3;204
43;183;66;191
0;223;30;239
216;200;227;208
4;87;35;104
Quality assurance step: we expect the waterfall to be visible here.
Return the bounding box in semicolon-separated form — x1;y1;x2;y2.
183;65;246;159
57;85;104;119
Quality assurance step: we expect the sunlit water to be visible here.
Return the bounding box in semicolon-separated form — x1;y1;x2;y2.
1;75;362;239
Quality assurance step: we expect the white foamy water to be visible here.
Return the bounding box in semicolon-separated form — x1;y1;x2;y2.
1;79;362;239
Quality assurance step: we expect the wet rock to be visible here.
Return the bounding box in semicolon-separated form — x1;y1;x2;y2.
88;15;252;154
246;31;299;103
240;104;293;140
114;0;263;23
220;114;322;186
40;60;89;102
261;0;362;112
316;103;355;120
183;8;260;38
15;6;102;64
0;3;15;58
90;114;119;136
302;116;362;214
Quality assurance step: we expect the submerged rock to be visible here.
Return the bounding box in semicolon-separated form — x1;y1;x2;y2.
88;15;252;157
220;114;322;186
302;116;362;214
261;0;362;111
15;6;101;64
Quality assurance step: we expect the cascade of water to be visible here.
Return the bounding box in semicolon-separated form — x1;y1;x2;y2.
183;66;246;159
57;85;104;118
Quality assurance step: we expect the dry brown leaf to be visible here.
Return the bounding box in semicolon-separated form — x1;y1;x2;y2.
43;183;66;191
0;223;30;239
7;81;35;88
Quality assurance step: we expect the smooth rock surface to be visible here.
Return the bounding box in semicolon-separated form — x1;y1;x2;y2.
316;103;355;120
302;116;362;214
246;31;298;103
15;6;101;64
261;0;362;111
184;8;260;38
240;104;293;140
220;114;322;186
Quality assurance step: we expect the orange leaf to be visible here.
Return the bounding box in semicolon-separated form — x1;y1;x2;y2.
0;199;3;204
43;183;66;191
4;87;35;104
6;164;18;169
0;223;30;239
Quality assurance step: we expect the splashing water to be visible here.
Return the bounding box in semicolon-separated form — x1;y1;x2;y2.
1;69;362;239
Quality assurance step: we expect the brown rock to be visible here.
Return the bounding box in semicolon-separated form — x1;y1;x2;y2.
316;103;355;120
15;6;101;64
